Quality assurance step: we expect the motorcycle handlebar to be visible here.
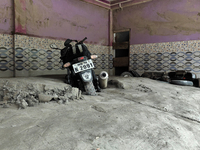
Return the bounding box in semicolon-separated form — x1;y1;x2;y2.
77;37;87;44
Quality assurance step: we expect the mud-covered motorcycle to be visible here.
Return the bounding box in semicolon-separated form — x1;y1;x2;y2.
50;37;97;95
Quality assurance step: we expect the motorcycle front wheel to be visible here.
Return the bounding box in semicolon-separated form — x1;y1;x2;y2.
84;81;96;96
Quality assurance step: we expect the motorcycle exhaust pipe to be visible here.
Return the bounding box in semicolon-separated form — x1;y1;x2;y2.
99;71;109;89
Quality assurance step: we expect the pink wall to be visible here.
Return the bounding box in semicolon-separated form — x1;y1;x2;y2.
2;0;200;46
0;0;13;34
113;0;200;44
14;0;109;45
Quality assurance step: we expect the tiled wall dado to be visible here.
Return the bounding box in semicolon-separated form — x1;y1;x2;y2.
14;34;64;77
130;41;200;77
0;34;113;77
85;43;114;75
2;33;200;78
0;34;14;77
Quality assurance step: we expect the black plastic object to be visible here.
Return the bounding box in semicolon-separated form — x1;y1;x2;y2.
64;39;73;46
130;70;140;77
192;79;200;87
170;80;193;86
141;72;164;80
168;70;196;81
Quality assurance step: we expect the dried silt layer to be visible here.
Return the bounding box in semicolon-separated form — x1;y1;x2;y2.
0;80;82;109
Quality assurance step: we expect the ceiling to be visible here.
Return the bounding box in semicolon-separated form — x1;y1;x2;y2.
99;0;133;4
83;0;152;9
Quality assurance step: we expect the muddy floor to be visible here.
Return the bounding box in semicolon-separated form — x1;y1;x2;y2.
0;76;200;150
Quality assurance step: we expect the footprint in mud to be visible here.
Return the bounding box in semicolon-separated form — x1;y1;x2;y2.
136;84;152;92
91;105;106;113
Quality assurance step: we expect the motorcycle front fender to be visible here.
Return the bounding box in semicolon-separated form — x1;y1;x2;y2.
78;69;93;82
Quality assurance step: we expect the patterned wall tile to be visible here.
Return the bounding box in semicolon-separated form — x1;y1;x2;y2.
188;40;197;51
0;34;14;77
180;41;189;52
13;34;110;76
197;41;200;51
130;51;200;76
0;34;13;48
129;40;200;77
15;34;65;50
2;33;200;77
140;44;146;53
165;42;173;52
173;41;181;52
159;42;166;52
133;44;141;54
152;43;159;53
107;46;114;75
146;44;152;53
0;47;14;71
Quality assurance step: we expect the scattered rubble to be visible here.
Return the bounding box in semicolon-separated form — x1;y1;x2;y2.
0;79;82;109
136;84;152;92
38;93;54;102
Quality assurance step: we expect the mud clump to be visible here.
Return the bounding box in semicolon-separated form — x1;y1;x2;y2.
0;80;82;109
108;80;125;89
1;84;39;109
136;84;152;92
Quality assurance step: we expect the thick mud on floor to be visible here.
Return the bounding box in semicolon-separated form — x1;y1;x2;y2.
1;76;200;150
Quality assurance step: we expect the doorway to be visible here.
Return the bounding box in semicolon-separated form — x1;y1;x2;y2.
113;29;130;76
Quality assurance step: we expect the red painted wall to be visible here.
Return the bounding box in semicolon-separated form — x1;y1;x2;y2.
113;0;200;44
14;0;109;45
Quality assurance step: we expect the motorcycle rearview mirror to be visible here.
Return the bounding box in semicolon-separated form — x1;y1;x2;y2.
50;43;58;49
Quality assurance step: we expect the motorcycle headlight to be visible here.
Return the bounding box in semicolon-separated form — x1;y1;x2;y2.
82;72;92;81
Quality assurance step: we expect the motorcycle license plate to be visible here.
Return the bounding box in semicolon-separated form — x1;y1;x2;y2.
72;59;94;73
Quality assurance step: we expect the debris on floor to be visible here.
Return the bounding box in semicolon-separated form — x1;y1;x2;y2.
0;79;82;109
1;76;200;150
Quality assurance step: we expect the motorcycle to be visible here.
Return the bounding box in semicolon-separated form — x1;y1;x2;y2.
50;37;97;96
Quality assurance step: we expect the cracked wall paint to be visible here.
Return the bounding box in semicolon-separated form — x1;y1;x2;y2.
113;0;200;44
0;0;13;34
15;0;109;45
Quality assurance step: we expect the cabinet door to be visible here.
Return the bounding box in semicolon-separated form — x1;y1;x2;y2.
113;30;130;75
113;57;129;67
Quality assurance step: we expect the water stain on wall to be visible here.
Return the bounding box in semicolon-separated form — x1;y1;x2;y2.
14;0;53;32
113;0;200;37
29;0;33;5
15;0;27;33
61;18;87;29
0;6;13;25
0;6;11;20
14;0;108;45
148;11;200;35
27;0;52;29
26;1;96;33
